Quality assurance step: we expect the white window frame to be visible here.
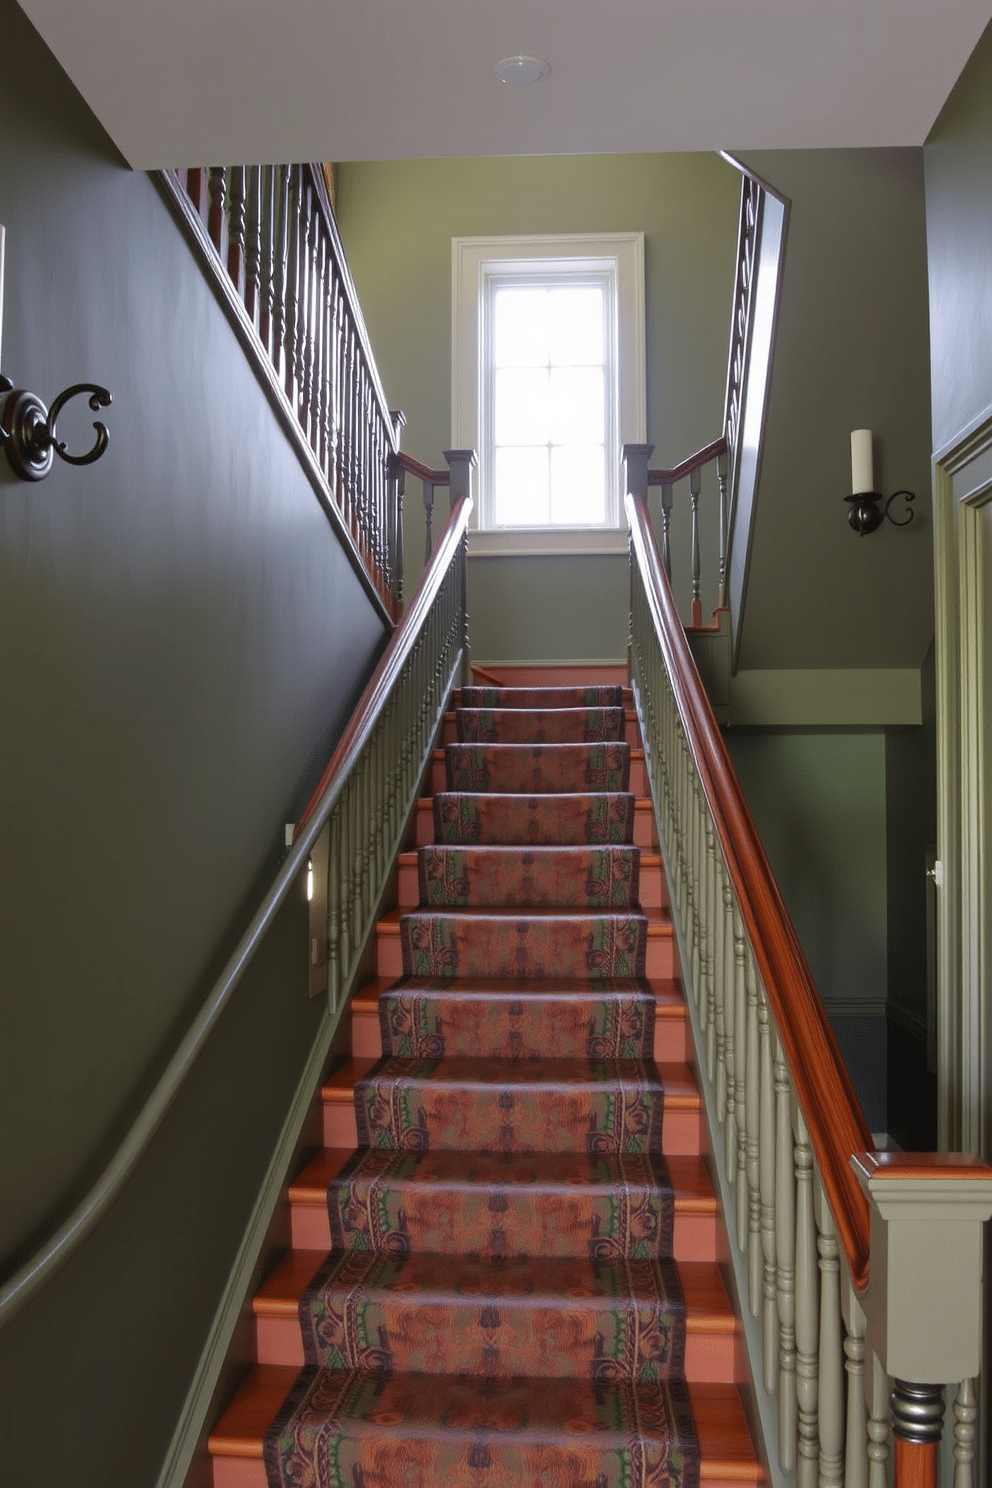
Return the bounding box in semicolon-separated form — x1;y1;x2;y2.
452;233;646;557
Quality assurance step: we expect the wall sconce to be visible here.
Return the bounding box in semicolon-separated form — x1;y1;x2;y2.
0;225;113;483
0;376;113;482
845;429;915;536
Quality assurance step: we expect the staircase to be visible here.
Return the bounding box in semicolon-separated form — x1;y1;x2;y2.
209;672;761;1488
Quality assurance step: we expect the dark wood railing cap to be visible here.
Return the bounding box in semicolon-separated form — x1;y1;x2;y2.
647;436;727;487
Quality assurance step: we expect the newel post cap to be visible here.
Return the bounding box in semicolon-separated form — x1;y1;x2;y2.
622;443;655;501
851;1151;992;1383
443;449;477;510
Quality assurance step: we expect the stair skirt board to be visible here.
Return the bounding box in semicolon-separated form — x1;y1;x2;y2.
210;683;760;1488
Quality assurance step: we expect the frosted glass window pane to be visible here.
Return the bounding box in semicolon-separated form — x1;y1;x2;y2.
494;446;550;526
494;368;550;445
549;286;604;366
550;367;604;445
550;445;606;526
494;288;549;368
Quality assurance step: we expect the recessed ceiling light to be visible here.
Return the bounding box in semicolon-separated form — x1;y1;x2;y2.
492;55;551;86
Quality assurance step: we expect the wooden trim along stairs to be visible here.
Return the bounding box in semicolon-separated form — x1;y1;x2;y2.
208;671;762;1488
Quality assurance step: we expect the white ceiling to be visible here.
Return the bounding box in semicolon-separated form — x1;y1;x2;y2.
19;0;992;169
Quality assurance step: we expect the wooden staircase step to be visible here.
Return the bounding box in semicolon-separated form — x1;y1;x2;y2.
288;1149;720;1260
430;744;650;795
374;903;675;980
209;1369;760;1488
441;708;641;747
397;847;667;909
252;1249;741;1382
350;973;689;1061
414;794;660;847
320;1056;703;1153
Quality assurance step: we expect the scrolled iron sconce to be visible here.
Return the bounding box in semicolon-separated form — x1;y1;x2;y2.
846;428;915;536
0;375;113;482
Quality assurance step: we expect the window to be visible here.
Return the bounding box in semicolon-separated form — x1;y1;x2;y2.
452;234;646;555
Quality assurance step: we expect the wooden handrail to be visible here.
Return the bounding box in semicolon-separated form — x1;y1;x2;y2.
646;436;728;487
393;451;450;486
627;490;873;1288
295;494;471;838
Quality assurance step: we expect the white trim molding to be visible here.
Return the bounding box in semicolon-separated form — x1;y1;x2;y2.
452;232;645;554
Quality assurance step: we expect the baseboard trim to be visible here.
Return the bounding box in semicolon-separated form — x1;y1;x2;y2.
155;1007;340;1488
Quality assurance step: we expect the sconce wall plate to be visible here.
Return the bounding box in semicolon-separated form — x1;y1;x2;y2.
845;488;915;536
0;375;112;482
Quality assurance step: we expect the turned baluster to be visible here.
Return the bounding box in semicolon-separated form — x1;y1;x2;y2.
816;1196;844;1488
866;1350;890;1488
244;167;262;327
259;166;276;360
689;464;703;626
271;166;290;383
891;1382;944;1488
758;983;777;1389
227;165;246;292
733;909;748;1241
717;448;730;608
775;1033;797;1470
952;1378;976;1488
186;166;207;218
284;166;301;401
842;1289;869;1488
746;978;762;1314
319;244;333;476
702;816;716;1085
296;179;315;429
794;1106;820;1488
712;855;727;1125
660;480;674;580
326;805;341;1011
207;166;227;255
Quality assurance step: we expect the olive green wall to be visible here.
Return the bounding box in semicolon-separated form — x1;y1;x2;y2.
335;152;740;659
724;730;889;1131
732;148;934;673
924;18;992;453
0;6;387;1483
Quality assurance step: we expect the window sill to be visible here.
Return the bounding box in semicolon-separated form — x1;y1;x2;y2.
467;526;629;559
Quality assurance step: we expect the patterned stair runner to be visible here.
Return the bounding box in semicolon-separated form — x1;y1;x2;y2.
263;684;701;1488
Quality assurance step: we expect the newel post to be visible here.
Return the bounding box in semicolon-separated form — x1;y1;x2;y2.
852;1153;992;1488
622;442;654;508
443;449;476;685
390;409;407;609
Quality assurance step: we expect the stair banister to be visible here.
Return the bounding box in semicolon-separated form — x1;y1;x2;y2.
0;487;473;1330
160;163;404;619
625;489;992;1488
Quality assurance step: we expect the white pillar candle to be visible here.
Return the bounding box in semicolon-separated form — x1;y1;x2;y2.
851;428;874;494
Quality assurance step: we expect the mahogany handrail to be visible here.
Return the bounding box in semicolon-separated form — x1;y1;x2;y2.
393;451;450;487
627;489;873;1289
0;495;472;1327
295;493;470;838
646;436;728;487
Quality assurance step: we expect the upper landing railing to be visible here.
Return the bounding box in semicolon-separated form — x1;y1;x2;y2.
626;488;992;1488
629;160;787;640
160;164;405;619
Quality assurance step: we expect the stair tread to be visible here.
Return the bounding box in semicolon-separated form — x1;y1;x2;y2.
380;904;672;933
210;1367;758;1476
324;1056;700;1108
352;972;683;1018
255;1249;736;1333
290;1148;717;1213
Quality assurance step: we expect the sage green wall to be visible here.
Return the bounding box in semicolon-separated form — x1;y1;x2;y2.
0;7;386;1483
732;149;934;673
924;18;992;453
336;152;740;659
724;730;888;1131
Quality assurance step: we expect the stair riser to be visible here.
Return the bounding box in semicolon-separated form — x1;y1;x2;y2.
443;713;641;746
400;855;664;908
431;751;648;795
322;1100;704;1154
351;1006;689;1062
416;799;659;847
254;1316;737;1383
289;1202;720;1264
376;928;674;980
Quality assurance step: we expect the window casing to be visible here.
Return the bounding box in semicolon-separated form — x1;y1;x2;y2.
452;234;646;556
